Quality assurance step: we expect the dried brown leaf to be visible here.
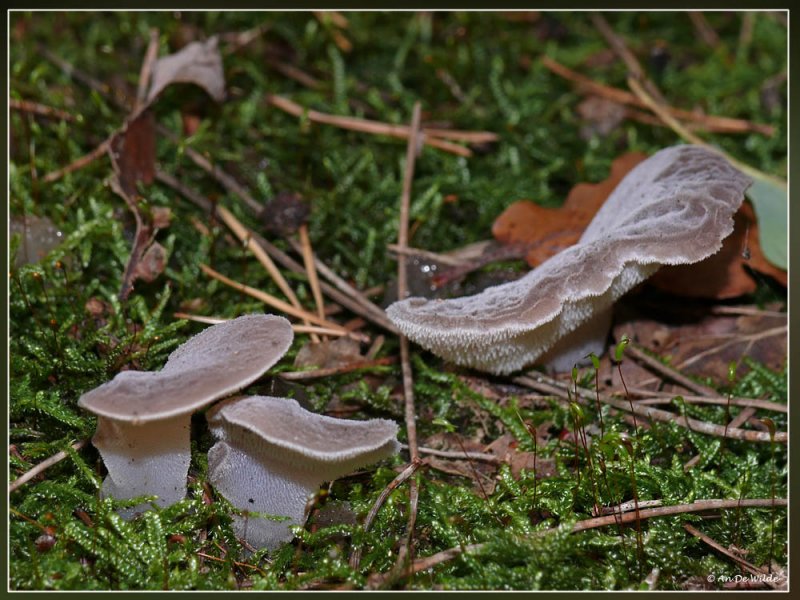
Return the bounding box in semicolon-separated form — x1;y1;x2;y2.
492;152;647;266
147;36;225;104
110;110;156;197
651;201;787;298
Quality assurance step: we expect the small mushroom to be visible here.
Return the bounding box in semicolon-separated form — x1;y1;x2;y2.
387;145;751;374
206;395;399;550
78;314;293;518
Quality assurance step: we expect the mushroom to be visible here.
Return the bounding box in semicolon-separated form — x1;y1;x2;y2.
78;314;293;518
206;395;399;550
387;145;751;374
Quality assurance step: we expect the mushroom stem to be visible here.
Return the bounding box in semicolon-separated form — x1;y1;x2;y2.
208;440;320;550
93;415;191;519
538;307;613;372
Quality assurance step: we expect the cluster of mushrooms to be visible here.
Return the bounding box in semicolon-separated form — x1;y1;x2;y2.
78;144;751;552
78;314;399;550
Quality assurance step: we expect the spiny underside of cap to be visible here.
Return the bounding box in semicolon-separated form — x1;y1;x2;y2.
78;314;294;422
386;145;752;375
209;396;400;466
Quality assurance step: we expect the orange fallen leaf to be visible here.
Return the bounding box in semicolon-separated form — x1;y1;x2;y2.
492;152;647;266
651;201;787;298
492;150;786;298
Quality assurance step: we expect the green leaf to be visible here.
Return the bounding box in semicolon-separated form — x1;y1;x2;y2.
746;177;787;270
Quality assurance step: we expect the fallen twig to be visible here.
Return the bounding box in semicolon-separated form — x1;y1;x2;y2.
214;205;308;319
388;101;424;583
266;94;496;157
625;388;786;413
298;223;326;338
10;99;77;122
688;12;721;48
625;343;718;397
285;237;399;334
540;56;775;136
9;440;89;493
626;75;786;189
386;243;469;267
514;374;786;443
407;444;503;464
373;498;787;583
154;123;263;213
172;312;368;342
135;28;160;110
590;12;668;105
278;357;396;381
41;136;113;183
199;263;351;335
349;459;424;571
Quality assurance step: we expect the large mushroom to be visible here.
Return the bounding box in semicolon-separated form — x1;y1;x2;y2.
387;145;752;374
206;395;399;551
78;314;293;518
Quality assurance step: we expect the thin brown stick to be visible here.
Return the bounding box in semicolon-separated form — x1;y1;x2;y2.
683;523;777;584
386;243;469;267
285;237;399;334
710;305;786;318
266;58;323;89
314;10;349;29
626;76;786;188
625;388;786;414
154;123;264;213
688;12;721;48
171;312;368;341
514;374;786;443
214;205;308;320
266;94;477;157
199;263;351;334
388;101;424;583
278;357;396;381
9;440;89;493
598;499;663;515
136;28;160;110
590;12;668;105
10;99;76;122
409;444;503;464
540;56;775;136
379;499;786;582
674;326;787;373
349;459;424;571
298;224;326;336
625;343;718;397
41;136;112;183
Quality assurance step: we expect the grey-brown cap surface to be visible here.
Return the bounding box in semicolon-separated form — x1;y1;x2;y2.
78;313;294;423
386;145;752;375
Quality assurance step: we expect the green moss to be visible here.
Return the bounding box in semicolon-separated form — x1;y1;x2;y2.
9;10;786;591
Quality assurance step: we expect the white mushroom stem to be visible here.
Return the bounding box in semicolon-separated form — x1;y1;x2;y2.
92;415;191;520
538;306;614;372
208;440;322;550
207;396;399;551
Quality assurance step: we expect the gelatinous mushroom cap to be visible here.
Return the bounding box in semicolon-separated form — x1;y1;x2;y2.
76;314;294;518
387;145;752;375
79;314;294;423
208;396;399;476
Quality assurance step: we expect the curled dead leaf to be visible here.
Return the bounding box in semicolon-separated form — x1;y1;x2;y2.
492;152;647;266
147;36;226;104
